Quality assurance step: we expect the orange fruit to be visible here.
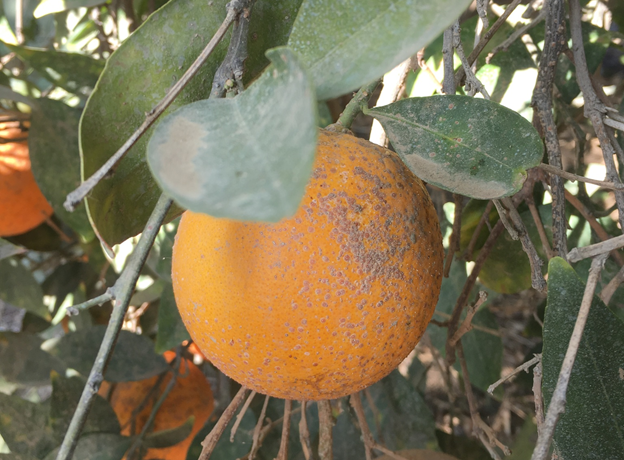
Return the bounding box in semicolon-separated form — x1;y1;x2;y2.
99;351;214;459
0;121;54;237
172;129;443;400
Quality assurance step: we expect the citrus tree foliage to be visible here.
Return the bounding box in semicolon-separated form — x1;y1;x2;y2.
1;0;624;459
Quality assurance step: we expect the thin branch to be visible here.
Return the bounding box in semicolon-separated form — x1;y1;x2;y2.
449;291;488;346
63;2;245;212
198;386;249;460
248;395;270;460
501;197;547;292
275;400;293;460
349;393;409;460
567;234;624;263
526;196;554;259
369;58;413;147
457;342;510;458
599;264;624;305
568;0;624;232
537;163;624;191
454;0;524;88
462;201;494;261
493;199;518;239
532;358;545;434
487;354;541;394
210;3;253;98
433;310;501;337
531;0;567;258
446;219;506;365
531;253;608;460
444;194;464;277
331;80;380;132
487;6;547;63
65;289;113;316
564;189;624;266
230;390;256;442
299;401;313;460
604;117;624;133
452;21;490;98
317;400;334;460
442;26;456;94
55;194;173;460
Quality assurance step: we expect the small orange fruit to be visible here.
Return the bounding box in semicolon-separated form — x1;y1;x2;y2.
99;351;214;459
172;129;443;400
0;121;54;237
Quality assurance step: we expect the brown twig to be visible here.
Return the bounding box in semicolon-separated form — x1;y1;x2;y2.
525;196;554;259
444;194;464;277
446;218;506;365
530;0;567;258
299;401;313;460
317;400;334;460
455;0;524;88
599;264;624;305
442;26;456;95
532;358;545;434
493;199;518;239
531;253;608;460
501;197;547;292
568;0;624;233
462;201;495;261
452;21;490;98
487;6;547;63
198;386;249;460
349;393;410;460
63;1;247;212
248;394;270;460
567;234;624;263
230;390;256;441
487;354;541;394
275;400;292;460
564;189;624;266
449;291;488;346
457;342;510;458
537;163;624;191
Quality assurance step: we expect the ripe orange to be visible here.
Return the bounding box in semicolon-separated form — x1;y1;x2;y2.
99;351;214;459
172;129;443;400
0;121;54;237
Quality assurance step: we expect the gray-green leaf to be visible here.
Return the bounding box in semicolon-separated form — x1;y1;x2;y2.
366;95;543;199
147;47;317;222
543;257;624;459
288;0;473;100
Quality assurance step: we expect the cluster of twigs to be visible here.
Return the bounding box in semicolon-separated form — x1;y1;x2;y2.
54;0;624;459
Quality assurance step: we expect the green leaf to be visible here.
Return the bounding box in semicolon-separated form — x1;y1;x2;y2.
364;371;438;450
0;393;55;458
80;0;301;245
0;239;25;261
34;0;106;18
43;434;131;460
155;283;190;354
146;218;178;282
543;257;624;459
147;47;317;222
49;373;120;443
29;99;94;241
0;258;48;319
366;95;544;199
3;43;103;96
144;416;193;449
52;326;169;381
287;0;472;100
0;332;66;385
427;262;503;393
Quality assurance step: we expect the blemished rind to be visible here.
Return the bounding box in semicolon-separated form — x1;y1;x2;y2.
172;129;444;400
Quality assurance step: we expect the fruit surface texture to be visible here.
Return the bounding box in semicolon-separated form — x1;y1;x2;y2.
0;121;53;237
99;351;214;459
172;129;443;400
